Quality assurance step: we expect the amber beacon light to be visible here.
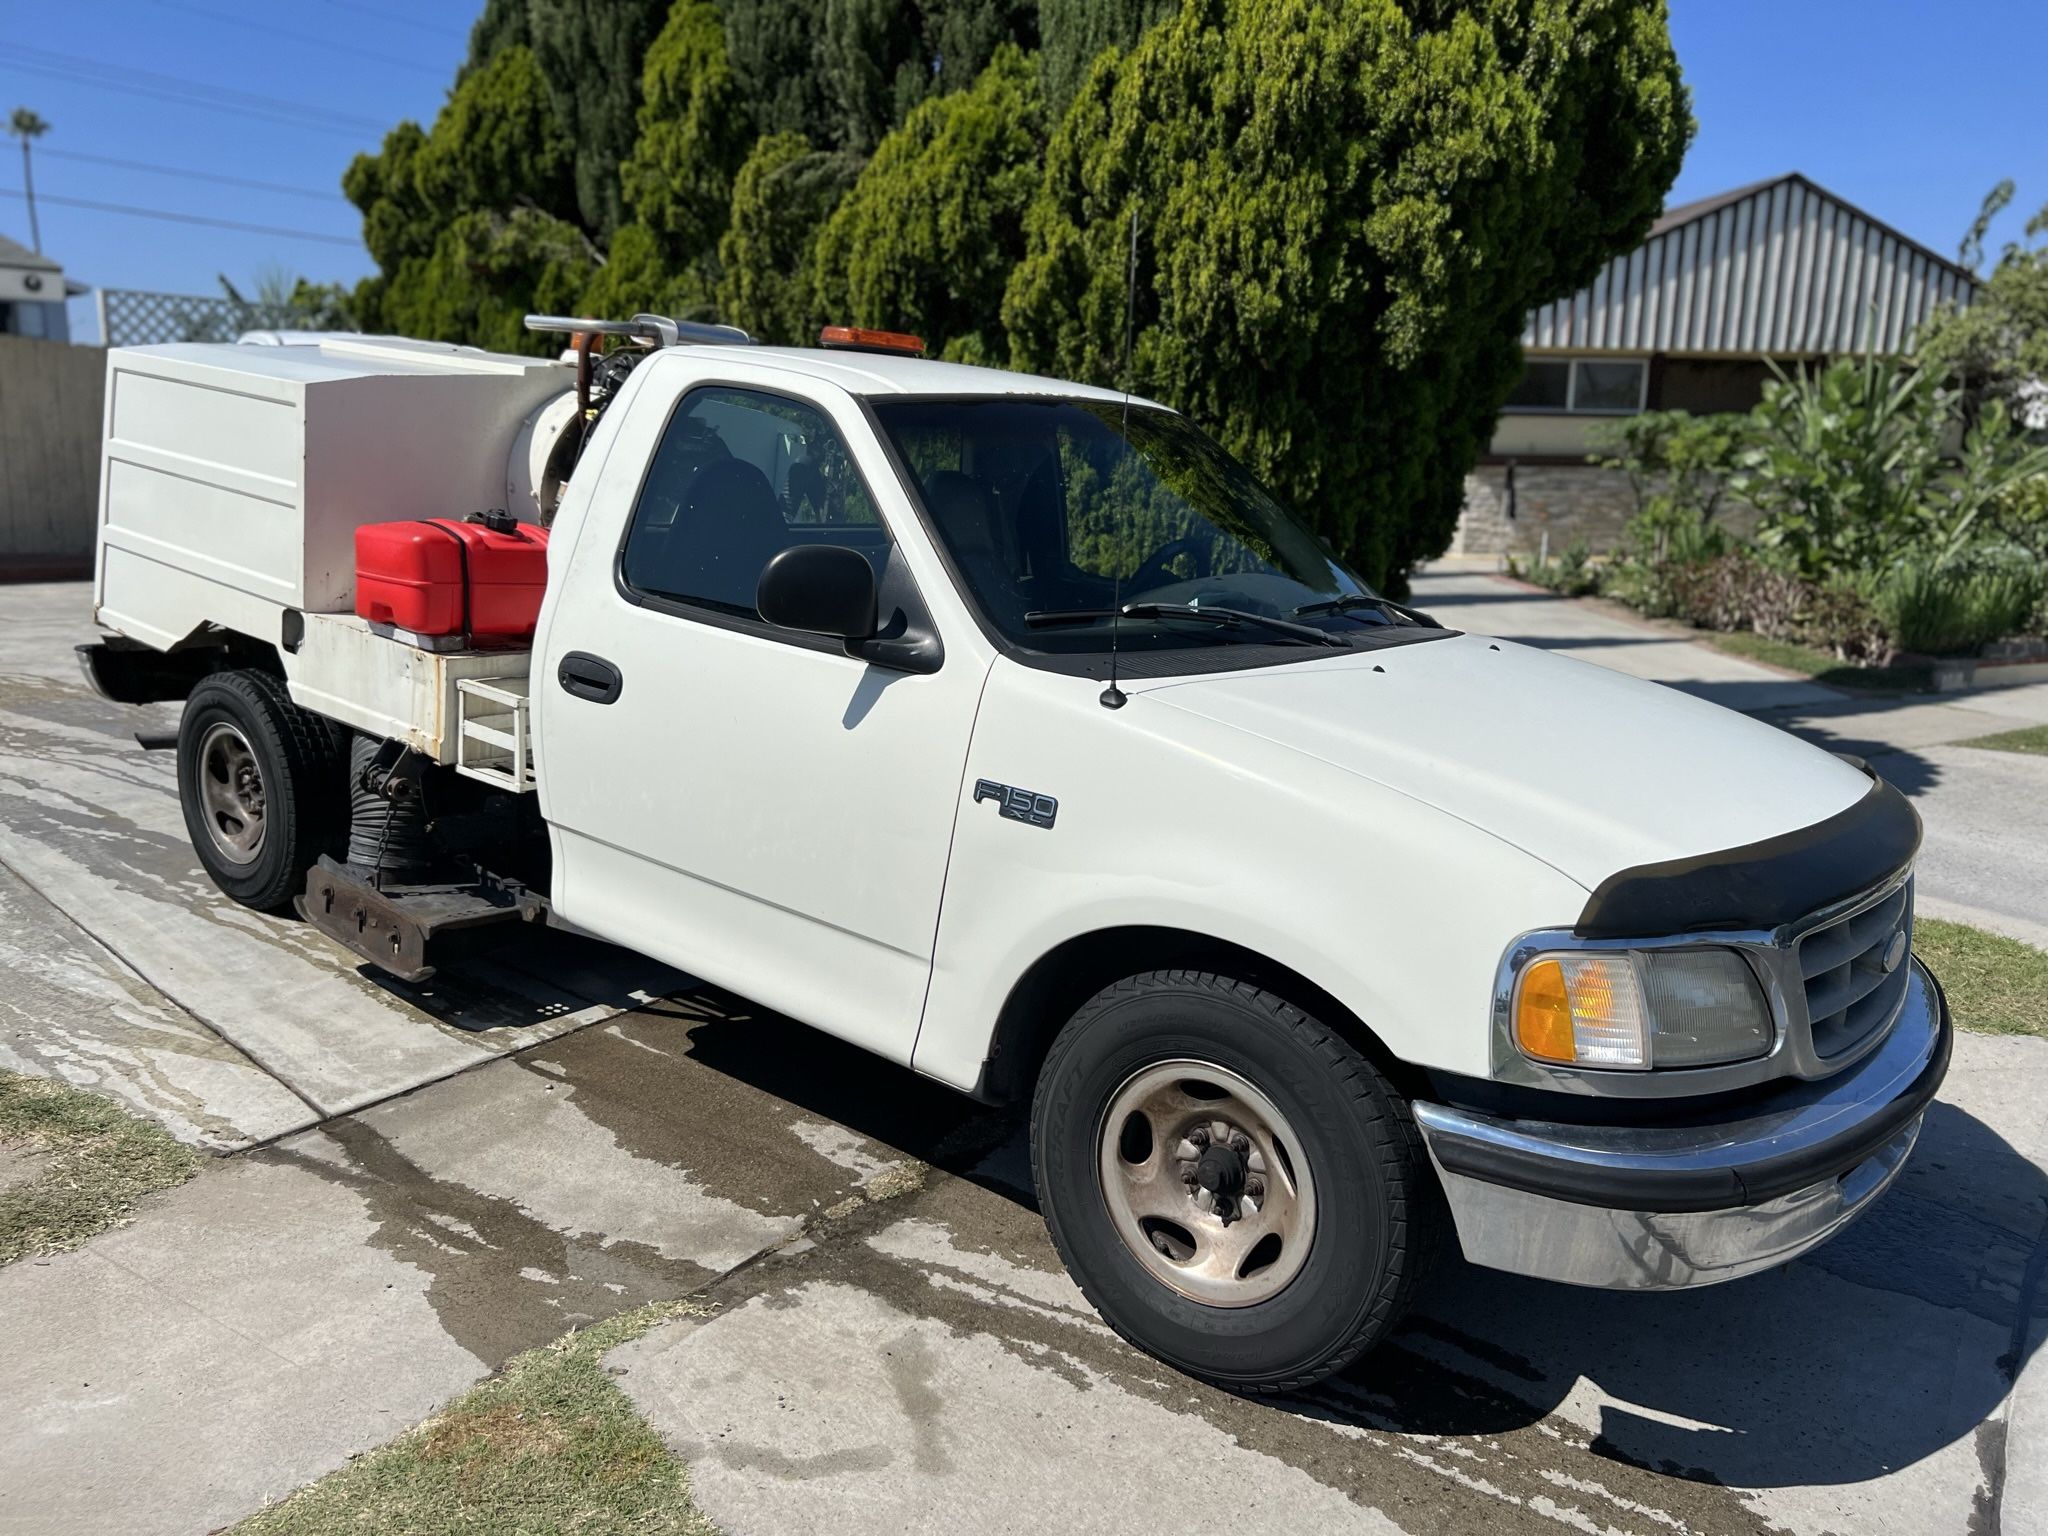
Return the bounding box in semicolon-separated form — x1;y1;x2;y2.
819;325;926;356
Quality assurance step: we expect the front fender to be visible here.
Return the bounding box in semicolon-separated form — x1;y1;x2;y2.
911;661;1590;1092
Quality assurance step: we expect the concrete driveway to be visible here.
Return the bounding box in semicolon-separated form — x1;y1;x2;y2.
2;579;2045;1536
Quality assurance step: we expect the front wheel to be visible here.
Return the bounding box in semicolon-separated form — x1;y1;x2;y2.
1031;971;1440;1393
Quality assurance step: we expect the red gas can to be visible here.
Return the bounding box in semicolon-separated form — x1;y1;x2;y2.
354;517;550;643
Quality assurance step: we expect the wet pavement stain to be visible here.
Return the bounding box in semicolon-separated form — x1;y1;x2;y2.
511;1000;992;1222
264;1116;718;1369
660;1169;1791;1536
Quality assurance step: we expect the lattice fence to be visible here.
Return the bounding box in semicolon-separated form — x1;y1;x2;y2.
96;288;328;347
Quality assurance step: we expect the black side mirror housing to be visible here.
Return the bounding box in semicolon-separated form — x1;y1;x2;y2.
756;544;878;642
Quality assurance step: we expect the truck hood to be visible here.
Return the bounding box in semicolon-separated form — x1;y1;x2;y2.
1137;633;1873;891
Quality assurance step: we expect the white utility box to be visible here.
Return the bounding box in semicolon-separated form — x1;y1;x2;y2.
94;336;570;650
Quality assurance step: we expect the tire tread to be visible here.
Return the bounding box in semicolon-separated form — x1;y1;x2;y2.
1031;969;1443;1395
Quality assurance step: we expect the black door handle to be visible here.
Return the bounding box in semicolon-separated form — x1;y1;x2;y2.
557;651;624;704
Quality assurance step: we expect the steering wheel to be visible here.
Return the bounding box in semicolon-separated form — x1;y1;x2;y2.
1128;536;1214;594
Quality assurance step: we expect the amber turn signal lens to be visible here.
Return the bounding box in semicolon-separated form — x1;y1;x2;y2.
1514;957;1578;1063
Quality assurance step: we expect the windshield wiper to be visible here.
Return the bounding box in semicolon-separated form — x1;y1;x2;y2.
1290;593;1440;627
1024;603;1345;647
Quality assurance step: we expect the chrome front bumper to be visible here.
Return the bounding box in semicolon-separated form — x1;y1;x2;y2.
1412;959;1950;1290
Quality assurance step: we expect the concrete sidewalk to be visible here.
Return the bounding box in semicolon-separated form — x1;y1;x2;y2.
1411;568;2048;948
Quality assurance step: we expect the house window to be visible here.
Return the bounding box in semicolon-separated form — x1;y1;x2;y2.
1504;357;1647;415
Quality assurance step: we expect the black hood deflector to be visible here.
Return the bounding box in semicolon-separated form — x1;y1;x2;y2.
1574;769;1921;939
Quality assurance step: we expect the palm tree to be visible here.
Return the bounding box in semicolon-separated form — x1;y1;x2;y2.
9;108;50;252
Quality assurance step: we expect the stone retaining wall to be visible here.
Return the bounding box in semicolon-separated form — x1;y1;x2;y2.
1452;463;1760;558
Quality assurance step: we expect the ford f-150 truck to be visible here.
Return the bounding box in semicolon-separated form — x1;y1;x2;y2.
81;314;1948;1394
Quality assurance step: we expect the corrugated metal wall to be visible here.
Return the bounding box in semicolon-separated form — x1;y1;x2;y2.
1523;176;1975;356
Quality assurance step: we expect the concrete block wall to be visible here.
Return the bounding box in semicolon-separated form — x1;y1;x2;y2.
0;336;105;577
1451;463;1760;558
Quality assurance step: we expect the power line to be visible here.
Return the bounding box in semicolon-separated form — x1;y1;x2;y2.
146;0;449;78
40;148;346;202
321;0;469;43
0;186;359;246
1;44;386;137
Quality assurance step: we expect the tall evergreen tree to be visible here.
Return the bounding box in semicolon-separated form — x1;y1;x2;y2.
811;44;1043;362
1003;0;1691;589
719;132;864;342
523;0;676;236
620;0;756;268
1036;0;1172;119
722;0;834;142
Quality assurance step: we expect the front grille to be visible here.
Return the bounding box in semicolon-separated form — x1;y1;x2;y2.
1795;875;1914;1060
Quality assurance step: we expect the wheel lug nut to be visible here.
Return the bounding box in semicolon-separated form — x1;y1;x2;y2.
1229;1132;1251;1156
1189;1128;1210;1148
1245;1179;1264;1201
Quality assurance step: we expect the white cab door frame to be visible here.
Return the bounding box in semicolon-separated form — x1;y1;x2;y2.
533;353;995;1063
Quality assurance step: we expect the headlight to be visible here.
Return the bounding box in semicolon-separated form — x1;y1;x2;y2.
1513;948;1772;1070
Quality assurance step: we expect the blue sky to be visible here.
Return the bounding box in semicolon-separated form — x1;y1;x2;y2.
2;0;2043;343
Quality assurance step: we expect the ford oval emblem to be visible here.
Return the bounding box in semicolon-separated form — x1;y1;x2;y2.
1881;931;1908;974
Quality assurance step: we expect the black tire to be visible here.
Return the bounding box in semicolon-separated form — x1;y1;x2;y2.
1030;970;1441;1394
176;669;348;913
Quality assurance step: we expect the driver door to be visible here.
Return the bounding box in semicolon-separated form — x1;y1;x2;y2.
536;359;985;1064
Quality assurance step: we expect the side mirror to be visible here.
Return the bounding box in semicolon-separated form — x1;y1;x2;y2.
756;544;877;641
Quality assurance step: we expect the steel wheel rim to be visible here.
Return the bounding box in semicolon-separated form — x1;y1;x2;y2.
1095;1058;1318;1308
196;721;266;866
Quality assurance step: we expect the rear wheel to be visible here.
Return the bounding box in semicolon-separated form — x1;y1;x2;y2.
1031;970;1440;1393
176;670;346;912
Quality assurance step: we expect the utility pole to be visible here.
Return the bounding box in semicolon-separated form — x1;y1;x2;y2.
8;108;50;253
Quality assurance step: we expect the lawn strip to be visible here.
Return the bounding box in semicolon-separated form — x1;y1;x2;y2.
1915;919;2048;1041
0;1069;203;1264
1952;723;2048;756
232;1298;718;1536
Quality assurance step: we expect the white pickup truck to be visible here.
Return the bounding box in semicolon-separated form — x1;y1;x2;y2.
82;315;1948;1393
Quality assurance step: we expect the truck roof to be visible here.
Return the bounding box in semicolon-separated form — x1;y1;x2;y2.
692;344;1170;410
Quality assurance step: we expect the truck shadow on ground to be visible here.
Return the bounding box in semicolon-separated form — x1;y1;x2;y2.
662;991;2043;1495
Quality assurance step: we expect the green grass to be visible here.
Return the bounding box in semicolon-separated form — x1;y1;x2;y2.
1699;630;1933;692
1953;723;2048;756
1915;919;2048;1040
0;1070;203;1265
234;1299;717;1536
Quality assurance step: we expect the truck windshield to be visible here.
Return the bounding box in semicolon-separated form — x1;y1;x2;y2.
870;397;1408;655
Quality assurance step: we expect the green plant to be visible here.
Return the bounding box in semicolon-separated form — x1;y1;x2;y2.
1588;409;1743;565
1917;182;2048;425
809;44;1044;365
1872;551;2043;656
1510;541;1600;597
1733;354;2048;581
1733;354;1946;580
1002;0;1691;590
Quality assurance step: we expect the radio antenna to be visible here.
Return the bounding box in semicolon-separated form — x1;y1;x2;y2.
1100;202;1140;711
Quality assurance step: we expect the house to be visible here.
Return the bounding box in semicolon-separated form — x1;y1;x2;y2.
1451;174;1978;556
0;231;86;342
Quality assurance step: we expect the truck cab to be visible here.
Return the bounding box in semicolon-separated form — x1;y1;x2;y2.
82;317;1949;1393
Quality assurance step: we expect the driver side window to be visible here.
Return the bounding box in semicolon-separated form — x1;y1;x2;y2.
621;386;884;618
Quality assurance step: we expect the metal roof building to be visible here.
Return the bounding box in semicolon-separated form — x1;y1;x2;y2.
1452;175;1978;557
1521;173;1976;359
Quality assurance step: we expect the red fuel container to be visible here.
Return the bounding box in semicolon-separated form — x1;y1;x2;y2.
354;518;550;642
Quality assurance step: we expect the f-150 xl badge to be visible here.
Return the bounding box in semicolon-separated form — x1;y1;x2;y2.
974;779;1057;830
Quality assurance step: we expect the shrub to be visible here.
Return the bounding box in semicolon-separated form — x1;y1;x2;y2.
1662;553;1807;636
1873;552;2044;656
1509;542;1600;597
